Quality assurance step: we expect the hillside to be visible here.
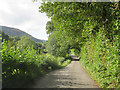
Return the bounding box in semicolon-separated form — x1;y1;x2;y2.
1;26;45;43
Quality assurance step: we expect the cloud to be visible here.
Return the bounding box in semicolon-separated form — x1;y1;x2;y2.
0;0;50;40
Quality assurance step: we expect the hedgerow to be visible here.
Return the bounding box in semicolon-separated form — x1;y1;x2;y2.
80;31;120;88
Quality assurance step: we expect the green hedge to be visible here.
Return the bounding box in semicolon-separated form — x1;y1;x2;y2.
79;31;120;88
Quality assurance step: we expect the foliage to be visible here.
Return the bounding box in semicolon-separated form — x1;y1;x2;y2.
39;1;120;88
47;31;72;57
1;32;9;42
17;35;37;50
46;21;55;34
2;39;70;88
80;30;120;88
2;1;120;88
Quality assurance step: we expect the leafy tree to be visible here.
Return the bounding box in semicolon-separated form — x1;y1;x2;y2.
2;32;9;42
46;21;55;34
38;1;120;88
17;35;36;50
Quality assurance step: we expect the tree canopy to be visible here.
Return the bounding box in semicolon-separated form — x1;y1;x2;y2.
39;2;119;57
38;2;120;88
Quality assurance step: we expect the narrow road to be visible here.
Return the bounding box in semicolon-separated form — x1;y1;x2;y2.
30;55;100;88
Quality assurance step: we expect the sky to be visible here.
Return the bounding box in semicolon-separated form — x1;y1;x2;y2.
0;0;51;40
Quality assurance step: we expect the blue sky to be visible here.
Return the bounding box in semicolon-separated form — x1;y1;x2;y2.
0;0;50;40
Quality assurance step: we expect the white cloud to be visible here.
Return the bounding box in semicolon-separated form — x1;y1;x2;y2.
0;0;50;40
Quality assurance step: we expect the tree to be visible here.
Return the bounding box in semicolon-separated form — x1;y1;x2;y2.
17;35;36;50
1;32;9;42
46;21;55;34
39;1;119;56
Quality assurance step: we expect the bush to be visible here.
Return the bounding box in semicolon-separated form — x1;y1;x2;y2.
79;31;120;88
2;40;70;88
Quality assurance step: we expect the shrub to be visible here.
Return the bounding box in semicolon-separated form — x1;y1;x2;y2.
79;31;120;88
2;40;70;88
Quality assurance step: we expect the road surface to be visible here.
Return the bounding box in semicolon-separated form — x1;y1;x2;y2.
30;55;100;88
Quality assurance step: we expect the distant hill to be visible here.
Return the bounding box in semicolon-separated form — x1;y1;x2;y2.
1;26;46;43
